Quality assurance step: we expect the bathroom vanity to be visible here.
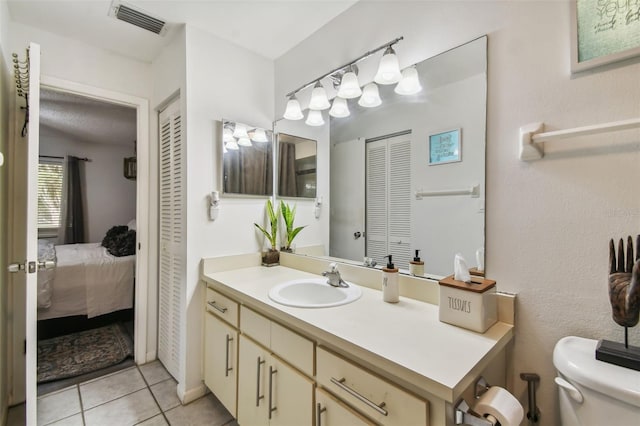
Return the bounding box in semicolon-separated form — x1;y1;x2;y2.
201;252;514;425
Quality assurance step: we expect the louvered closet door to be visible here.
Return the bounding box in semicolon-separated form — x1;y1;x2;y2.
158;98;184;380
366;135;412;270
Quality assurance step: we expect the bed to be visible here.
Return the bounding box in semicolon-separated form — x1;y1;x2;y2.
37;240;135;320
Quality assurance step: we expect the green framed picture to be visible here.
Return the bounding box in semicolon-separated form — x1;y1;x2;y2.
571;0;640;73
429;129;461;165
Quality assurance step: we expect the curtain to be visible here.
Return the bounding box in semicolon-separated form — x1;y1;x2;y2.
278;142;298;197
58;156;86;244
224;143;273;195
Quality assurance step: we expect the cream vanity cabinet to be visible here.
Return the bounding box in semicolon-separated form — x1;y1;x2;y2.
315;387;375;426
237;306;314;426
317;347;429;425
203;288;239;416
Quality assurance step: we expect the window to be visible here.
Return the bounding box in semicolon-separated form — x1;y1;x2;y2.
38;157;64;237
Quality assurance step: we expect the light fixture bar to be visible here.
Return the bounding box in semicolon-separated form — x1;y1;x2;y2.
285;36;404;98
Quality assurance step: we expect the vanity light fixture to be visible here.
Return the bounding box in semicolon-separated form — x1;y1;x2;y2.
223;127;235;143
308;81;331;111
374;46;402;85
283;95;304;120
233;123;249;139
358;83;382;108
282;36;404;124
223;143;228;153
237;136;252;147
395;65;422;95
329;96;350;118
251;128;269;142
226;139;239;150
336;65;362;99
306;109;325;126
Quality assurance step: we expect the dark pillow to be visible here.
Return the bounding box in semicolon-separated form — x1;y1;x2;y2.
102;226;136;257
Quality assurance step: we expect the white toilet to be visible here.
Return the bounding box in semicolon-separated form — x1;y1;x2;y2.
553;336;640;425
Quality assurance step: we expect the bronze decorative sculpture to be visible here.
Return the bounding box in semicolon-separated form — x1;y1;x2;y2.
596;235;640;370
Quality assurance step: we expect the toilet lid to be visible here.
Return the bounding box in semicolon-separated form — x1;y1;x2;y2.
553;336;640;408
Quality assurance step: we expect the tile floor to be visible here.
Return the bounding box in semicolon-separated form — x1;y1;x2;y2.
7;361;238;426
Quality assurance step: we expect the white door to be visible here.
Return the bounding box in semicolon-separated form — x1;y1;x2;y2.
8;42;41;425
330;138;365;262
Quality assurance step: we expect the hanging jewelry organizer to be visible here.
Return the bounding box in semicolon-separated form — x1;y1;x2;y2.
12;48;30;137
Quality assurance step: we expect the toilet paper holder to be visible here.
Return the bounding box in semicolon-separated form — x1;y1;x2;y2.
454;377;495;426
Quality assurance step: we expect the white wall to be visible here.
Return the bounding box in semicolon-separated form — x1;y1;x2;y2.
0;0;12;419
180;24;275;398
275;2;640;424
39;129;137;243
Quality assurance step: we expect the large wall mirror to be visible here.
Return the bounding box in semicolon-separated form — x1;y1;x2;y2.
221;119;274;197
275;36;487;277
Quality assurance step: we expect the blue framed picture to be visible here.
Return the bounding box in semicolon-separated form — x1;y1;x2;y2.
429;129;461;165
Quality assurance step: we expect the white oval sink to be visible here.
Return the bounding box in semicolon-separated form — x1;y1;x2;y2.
268;278;362;308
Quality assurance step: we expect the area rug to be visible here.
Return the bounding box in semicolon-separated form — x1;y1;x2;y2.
37;323;133;383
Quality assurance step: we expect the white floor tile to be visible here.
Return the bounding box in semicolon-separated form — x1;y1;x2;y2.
84;388;160;426
164;394;233;426
139;361;171;386
79;367;146;410
47;413;84;426
37;386;82;425
150;379;180;411
136;414;168;426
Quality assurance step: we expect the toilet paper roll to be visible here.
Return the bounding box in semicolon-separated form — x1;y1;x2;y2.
474;386;524;426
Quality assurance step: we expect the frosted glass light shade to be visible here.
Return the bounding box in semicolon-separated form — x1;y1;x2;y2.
308;82;331;110
223;128;234;143
337;71;362;99
226;139;239;150
223;143;228;153
329;97;350;118
233;123;249;139
237;137;252;147
395;66;422;95
305;109;325;126
252;128;269;142
358;83;382;108
283;95;304;120
374;46;402;85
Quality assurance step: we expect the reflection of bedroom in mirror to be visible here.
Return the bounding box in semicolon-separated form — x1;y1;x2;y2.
36;88;138;391
221;119;274;197
277;133;317;199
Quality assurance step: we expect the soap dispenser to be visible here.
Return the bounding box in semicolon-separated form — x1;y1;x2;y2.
409;249;424;277
382;255;399;303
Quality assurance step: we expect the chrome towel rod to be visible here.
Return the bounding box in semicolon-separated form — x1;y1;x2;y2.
519;118;640;161
415;184;479;200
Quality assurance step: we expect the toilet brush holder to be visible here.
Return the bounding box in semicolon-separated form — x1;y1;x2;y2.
438;275;497;333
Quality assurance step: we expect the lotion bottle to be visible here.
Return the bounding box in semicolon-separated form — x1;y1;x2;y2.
409;249;424;277
382;255;399;303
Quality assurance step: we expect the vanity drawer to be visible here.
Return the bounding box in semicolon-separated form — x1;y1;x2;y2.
317;347;429;426
205;287;239;328
240;306;270;348
271;321;314;377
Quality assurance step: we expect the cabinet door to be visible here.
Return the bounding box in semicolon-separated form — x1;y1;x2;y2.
316;388;374;426
204;312;238;416
238;335;269;426
269;354;314;426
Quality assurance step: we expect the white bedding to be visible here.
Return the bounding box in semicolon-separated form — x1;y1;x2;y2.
37;243;135;320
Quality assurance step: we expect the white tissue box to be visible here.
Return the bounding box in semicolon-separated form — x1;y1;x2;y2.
438;275;497;333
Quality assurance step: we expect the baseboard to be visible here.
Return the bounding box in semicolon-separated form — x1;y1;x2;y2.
145;350;157;364
178;383;207;405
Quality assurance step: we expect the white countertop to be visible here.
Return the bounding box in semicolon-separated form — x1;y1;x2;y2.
202;265;513;403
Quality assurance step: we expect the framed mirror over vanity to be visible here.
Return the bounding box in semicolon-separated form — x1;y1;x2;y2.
273;36;487;277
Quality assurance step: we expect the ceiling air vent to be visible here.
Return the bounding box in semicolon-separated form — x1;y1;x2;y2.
109;1;167;35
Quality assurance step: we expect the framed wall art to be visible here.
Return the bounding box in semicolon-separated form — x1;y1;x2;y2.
429;129;461;165
571;0;640;73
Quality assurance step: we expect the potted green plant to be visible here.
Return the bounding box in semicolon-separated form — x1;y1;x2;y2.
280;200;306;253
254;199;280;266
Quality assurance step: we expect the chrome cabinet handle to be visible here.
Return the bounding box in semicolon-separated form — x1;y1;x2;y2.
256;357;265;407
207;301;228;314
268;366;278;419
224;334;233;377
316;403;327;426
330;377;388;416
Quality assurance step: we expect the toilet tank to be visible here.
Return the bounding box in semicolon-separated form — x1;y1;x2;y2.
553;336;640;426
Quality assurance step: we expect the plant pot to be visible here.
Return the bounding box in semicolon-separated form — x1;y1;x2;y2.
262;249;280;267
280;247;293;253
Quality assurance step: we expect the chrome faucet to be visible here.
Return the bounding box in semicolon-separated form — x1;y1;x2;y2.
322;263;349;288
